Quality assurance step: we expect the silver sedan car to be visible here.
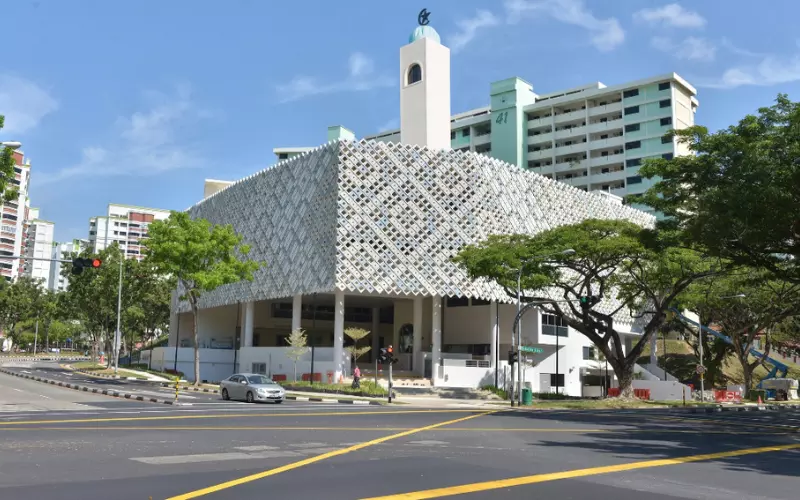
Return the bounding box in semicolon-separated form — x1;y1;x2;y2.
220;373;285;403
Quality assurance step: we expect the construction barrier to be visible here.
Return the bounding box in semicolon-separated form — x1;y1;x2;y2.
301;372;322;382
606;388;651;400
714;390;742;403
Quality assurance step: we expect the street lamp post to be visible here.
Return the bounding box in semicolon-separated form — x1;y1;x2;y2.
512;248;575;406
113;251;124;375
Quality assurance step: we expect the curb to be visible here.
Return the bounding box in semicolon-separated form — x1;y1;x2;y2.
0;357;89;362
682;404;800;414
72;368;141;381
0;367;180;406
158;383;384;405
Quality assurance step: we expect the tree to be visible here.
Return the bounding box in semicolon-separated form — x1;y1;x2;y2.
0;115;21;202
686;270;800;396
344;327;371;369
0;277;43;347
639;94;800;283
285;328;309;382
144;211;261;384
453;219;719;397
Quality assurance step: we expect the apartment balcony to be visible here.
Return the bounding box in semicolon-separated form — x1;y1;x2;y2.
590;169;627;184
473;133;491;146
527;130;553;143
553;109;585;123
590;153;625;167
554;125;586;140
527;115;553;128
587;118;623;134
588;136;624;150
557;175;590;187
554;142;588;156
527;149;554;161
554;158;588;173
588;101;622;117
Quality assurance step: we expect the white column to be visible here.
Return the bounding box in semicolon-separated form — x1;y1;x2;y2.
489;301;498;372
649;333;657;366
431;295;442;386
371;307;380;364
243;301;254;348
333;289;345;381
413;297;423;374
291;294;302;332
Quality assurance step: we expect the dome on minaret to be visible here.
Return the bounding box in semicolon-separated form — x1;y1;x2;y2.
409;25;441;44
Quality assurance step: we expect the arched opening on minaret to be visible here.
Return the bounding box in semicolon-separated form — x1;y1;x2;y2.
407;63;422;85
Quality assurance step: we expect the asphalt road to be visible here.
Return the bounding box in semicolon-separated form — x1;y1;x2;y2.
0;367;798;500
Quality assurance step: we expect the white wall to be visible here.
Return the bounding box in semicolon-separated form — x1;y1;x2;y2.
174;305;238;348
237;346;346;382
632;380;692;401
149;347;235;383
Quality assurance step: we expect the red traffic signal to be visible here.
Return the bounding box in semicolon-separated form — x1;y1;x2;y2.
71;257;103;275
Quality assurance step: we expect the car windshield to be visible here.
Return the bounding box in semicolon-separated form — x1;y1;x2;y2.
247;375;275;385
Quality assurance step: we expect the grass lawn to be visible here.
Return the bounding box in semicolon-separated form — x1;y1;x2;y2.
280;380;387;398
70;361;147;380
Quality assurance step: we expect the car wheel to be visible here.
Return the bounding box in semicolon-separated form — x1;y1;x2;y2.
222;388;229;401
246;391;254;403
275;400;283;404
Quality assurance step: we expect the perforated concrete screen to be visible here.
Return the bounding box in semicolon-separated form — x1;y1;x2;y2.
185;140;654;327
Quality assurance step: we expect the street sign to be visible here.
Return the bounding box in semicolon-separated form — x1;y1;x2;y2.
695;365;706;374
520;346;544;354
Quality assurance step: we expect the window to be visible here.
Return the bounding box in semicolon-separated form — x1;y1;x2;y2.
471;298;491;306
658;82;671;91
626;158;641;168
462;128;470;137
625;141;641;150
624;123;640;133
624;105;639;115
582;346;596;360
542;314;568;337
662;153;674;160
627;176;642;184
251;363;267;375
623;89;639;98
660;99;672;108
446;296;469;307
450;131;455;140
660;117;672;126
550;374;565;387
661;135;672;144
600;134;608;139
278;153;288;160
407;63;422;85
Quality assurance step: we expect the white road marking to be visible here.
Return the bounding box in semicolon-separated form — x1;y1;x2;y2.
36;394;51;400
11;388;23;393
130;450;301;465
234;445;280;451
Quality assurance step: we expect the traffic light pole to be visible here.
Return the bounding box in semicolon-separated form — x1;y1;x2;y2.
113;254;123;375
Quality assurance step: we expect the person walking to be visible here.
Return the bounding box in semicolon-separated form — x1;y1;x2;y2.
352;365;361;389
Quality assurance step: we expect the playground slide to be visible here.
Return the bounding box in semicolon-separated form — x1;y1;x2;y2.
668;308;789;387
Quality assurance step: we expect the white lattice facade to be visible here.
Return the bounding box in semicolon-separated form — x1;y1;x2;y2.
188;140;652;313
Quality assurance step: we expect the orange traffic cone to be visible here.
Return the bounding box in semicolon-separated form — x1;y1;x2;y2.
758;395;763;405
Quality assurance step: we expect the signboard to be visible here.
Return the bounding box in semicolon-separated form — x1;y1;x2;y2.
695;365;706;375
520;346;544;354
714;390;742;403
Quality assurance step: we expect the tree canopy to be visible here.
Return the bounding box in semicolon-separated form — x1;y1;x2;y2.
0;115;21;202
639;94;800;282
454;219;719;396
145;211;261;383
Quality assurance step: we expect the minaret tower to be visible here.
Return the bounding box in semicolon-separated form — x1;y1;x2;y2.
399;9;451;150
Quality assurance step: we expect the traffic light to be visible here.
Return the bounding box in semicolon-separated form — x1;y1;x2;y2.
508;350;519;365
377;348;388;364
71;257;102;275
386;345;398;364
579;295;601;309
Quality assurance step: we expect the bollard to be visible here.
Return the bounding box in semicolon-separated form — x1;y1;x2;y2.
175;376;180;402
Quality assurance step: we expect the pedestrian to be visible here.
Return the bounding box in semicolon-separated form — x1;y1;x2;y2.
352;365;361;389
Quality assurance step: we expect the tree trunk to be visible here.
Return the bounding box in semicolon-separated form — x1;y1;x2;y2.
740;357;755;399
616;364;635;398
192;304;200;386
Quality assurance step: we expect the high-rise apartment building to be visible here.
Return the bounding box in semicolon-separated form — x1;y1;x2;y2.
49;238;89;292
0;149;31;282
88;204;171;260
363;74;698;215
22;207;55;287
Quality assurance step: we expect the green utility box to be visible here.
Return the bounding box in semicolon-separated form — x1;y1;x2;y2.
522;388;533;406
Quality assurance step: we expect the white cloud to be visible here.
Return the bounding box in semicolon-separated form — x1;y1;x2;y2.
505;0;624;52
697;53;800;89
275;52;393;103
0;75;59;135
651;36;716;62
449;10;501;53
38;85;207;185
634;4;706;29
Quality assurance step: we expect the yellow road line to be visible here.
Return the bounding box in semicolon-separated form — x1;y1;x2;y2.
0;409;481;426
0;426;787;435
361;443;800;499
165;410;499;500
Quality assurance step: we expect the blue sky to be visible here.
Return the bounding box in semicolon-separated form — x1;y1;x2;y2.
2;0;799;242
